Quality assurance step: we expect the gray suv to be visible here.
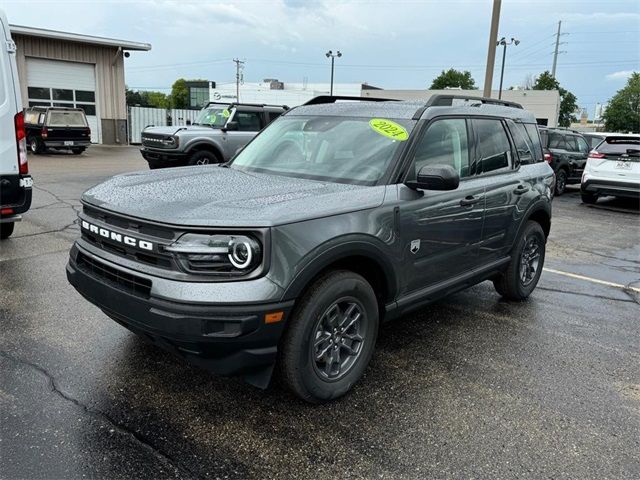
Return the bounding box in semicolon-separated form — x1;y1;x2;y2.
67;95;553;403
140;102;288;169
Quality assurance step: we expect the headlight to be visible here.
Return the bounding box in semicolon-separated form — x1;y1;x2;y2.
161;136;179;148
164;233;262;276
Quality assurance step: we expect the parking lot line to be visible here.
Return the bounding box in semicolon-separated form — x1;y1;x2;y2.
543;267;640;293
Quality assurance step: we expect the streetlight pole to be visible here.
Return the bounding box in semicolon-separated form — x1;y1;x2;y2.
325;50;342;96
497;37;519;99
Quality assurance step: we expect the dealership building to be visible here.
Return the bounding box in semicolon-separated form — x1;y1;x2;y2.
9;25;151;144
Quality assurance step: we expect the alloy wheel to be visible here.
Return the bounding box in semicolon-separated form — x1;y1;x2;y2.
519;236;541;286
312;299;366;381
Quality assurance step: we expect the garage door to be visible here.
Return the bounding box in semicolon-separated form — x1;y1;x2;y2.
25;58;100;143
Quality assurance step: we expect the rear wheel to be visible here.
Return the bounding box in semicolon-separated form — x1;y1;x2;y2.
71;148;85;155
188;150;221;166
555;169;567;196
493;221;546;300
1;222;15;240
279;270;379;403
29;137;43;154
581;193;598;204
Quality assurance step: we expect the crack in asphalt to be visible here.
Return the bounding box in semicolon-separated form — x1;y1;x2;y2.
10;221;79;240
0;350;198;480
33;185;82;215
573;247;640;265
536;286;636;303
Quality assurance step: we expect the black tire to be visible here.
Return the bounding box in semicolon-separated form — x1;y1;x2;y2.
493;221;546;301
555;169;567;196
1;222;15;240
278;270;379;403
581;193;598;204
148;161;162;170
28;137;43;154
71;148;85;155
188;150;221;166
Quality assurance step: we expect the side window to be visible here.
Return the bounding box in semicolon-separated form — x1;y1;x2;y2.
565;135;579;152
577;137;590;155
267;111;282;124
548;132;567;150
409;118;471;180
473;119;512;173
234;111;263;132
507;120;534;165
523;123;544;162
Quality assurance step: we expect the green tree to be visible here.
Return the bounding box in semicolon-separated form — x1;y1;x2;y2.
169;78;189;109
429;69;477;90
532;71;578;127
144;91;169;109
125;87;145;106
602;72;640;133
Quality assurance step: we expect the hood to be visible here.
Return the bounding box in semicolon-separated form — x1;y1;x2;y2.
82;166;386;227
143;125;217;136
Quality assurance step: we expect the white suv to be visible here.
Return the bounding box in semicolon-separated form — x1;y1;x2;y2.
0;8;31;239
581;134;640;204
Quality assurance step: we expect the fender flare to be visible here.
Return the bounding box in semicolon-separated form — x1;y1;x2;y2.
184;141;224;159
510;199;552;250
281;235;400;303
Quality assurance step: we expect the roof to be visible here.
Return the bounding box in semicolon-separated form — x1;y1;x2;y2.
9;24;151;51
288;99;536;123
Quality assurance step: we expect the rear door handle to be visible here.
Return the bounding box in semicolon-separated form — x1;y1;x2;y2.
460;195;483;206
513;185;530;195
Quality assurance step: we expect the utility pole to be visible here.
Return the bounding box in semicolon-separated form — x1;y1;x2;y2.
551;21;562;78
233;58;244;101
325;50;342;96
497;37;519;99
483;0;502;98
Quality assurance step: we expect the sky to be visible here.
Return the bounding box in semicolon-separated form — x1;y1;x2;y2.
3;0;639;118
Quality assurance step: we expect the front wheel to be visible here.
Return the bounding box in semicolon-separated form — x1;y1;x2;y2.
278;270;379;403
188;150;220;166
581;193;598;204
1;222;15;240
493;221;546;300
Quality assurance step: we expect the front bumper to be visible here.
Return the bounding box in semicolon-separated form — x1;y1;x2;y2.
66;242;294;384
140;147;188;166
581;178;640;199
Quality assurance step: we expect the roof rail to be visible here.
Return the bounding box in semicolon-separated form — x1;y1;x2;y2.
412;94;523;120
303;95;398;106
204;101;289;110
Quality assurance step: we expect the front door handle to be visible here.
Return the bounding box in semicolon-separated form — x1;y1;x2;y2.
513;185;530;195
460;195;483;206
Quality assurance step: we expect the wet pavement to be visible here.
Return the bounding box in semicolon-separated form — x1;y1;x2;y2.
1;147;639;479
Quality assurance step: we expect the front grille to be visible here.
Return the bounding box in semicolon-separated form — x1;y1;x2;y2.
77;252;152;298
141;133;173;149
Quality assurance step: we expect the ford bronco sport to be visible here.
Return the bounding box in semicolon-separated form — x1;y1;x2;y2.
67;94;553;403
140;102;288;169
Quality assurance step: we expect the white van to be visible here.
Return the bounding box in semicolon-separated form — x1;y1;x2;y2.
0;8;31;239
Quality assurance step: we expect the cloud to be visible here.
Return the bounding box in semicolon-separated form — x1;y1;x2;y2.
606;70;635;81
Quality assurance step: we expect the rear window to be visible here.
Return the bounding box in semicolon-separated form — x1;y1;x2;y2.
47;110;87;127
597;136;640;155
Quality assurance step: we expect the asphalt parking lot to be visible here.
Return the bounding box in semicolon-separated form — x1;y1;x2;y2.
1;146;639;480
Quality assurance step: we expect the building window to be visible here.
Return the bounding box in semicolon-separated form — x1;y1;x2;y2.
75;90;95;102
189;87;209;109
52;89;73;101
27;87;50;100
77;104;96;116
27;86;97;117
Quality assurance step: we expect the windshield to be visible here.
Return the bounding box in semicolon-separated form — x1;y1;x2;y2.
194;106;231;128
230;115;413;185
47;111;87;127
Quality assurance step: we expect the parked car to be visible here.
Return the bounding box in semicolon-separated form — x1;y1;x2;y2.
0;8;31;239
139;102;288;169
67;94;553;403
25;106;91;155
581;134;640;204
539;127;590;195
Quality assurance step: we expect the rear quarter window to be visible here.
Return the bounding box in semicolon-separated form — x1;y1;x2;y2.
522;123;544;163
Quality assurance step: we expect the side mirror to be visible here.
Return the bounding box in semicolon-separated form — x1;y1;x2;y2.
407;164;460;191
222;121;238;132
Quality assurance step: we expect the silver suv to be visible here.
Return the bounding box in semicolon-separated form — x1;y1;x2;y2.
140;102;288;169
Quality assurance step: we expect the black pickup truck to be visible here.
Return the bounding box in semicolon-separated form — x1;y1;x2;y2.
25;107;91;155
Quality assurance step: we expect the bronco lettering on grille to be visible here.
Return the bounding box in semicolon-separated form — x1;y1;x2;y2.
81;220;154;251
